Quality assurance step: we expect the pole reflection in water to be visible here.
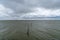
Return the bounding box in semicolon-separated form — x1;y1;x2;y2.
27;23;30;37
25;21;32;38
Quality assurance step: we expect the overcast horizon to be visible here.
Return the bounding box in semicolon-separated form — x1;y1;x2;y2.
0;0;60;20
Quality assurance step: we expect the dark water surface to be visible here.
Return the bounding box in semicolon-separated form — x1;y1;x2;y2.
0;20;60;40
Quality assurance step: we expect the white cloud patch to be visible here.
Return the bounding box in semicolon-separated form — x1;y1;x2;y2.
0;4;14;20
21;7;60;19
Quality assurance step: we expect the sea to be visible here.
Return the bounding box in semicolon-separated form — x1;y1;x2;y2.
0;20;60;40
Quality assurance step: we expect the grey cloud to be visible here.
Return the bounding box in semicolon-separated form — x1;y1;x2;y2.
38;0;60;9
0;0;33;14
11;0;60;9
1;0;60;14
0;0;60;20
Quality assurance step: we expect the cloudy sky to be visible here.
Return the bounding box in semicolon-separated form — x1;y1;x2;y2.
0;0;60;20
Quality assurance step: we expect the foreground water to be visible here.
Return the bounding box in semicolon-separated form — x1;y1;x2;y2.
0;20;60;40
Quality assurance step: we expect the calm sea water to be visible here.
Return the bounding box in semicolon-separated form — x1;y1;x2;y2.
0;20;60;40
